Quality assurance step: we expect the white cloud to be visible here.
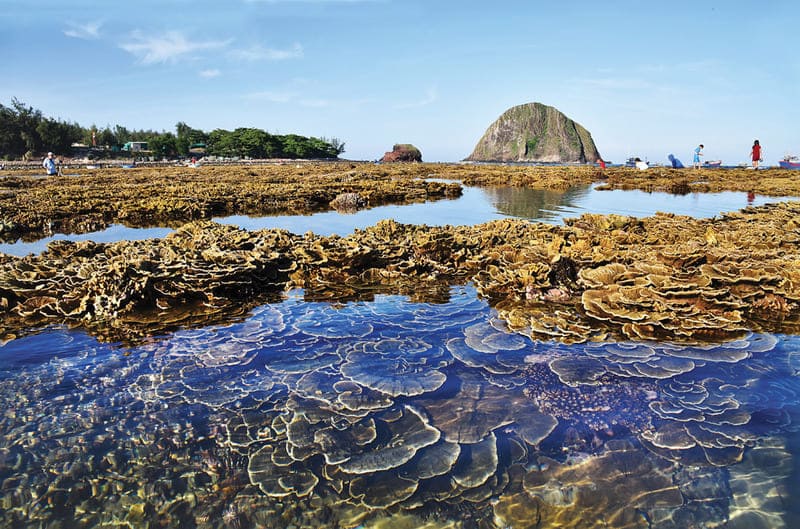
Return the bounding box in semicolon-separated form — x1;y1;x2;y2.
199;69;221;78
63;20;103;40
120;30;231;65
229;43;304;61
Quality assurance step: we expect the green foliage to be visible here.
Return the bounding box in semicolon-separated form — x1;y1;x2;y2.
146;132;178;157
206;129;343;160
175;122;208;156
0;98;344;161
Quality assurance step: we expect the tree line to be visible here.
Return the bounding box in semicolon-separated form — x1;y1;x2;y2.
0;98;345;160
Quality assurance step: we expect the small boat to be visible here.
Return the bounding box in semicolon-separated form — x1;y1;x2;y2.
703;160;722;168
625;157;649;169
779;156;800;169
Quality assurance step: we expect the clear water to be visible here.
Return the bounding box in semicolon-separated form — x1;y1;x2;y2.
1;285;798;528
2;185;800;528
1;185;791;256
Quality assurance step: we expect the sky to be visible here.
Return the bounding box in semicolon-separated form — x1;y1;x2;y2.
2;0;799;164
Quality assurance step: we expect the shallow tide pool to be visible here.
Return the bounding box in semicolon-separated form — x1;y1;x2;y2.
2;185;800;528
1;185;792;256
1;285;799;528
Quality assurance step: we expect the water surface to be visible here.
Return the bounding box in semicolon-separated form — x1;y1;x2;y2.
1;285;798;528
2;183;800;528
1;185;790;256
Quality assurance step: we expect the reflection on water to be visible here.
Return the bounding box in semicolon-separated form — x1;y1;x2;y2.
1;185;792;256
484;186;591;220
1;285;797;528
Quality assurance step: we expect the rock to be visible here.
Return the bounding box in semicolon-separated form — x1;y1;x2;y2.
466;102;602;163
381;144;422;163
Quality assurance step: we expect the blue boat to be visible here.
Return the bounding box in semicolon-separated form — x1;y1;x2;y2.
779;156;800;169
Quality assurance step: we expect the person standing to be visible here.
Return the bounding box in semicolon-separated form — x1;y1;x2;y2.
693;144;704;169
751;140;761;169
43;152;58;175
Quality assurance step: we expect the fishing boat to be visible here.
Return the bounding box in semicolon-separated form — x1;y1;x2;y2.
703;160;722;168
779;155;800;169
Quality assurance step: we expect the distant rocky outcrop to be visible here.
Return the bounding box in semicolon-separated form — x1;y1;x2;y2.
381;144;422;163
466;102;601;163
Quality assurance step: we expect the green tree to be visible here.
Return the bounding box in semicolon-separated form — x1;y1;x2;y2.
207;128;238;157
98;126;117;148
36;118;82;153
147;132;177;159
175;122;207;156
236;128;269;158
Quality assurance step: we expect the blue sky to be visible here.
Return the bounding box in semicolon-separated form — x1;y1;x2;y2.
2;0;799;164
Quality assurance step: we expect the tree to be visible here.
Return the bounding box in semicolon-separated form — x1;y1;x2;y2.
0;97;344;160
98;126;117;148
147;132;177;159
236;128;269;158
322;137;346;156
36;118;82;153
175;122;207;156
207;129;238;157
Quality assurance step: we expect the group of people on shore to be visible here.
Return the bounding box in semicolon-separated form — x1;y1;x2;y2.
692;140;762;169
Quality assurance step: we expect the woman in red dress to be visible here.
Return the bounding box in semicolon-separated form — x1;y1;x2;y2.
751;140;761;169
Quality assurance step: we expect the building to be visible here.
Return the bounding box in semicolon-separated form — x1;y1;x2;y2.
122;141;149;152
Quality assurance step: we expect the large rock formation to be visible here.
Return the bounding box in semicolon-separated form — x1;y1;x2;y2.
466;102;601;163
381;144;422;163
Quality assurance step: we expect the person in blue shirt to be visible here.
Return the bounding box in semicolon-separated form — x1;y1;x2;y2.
693;144;703;169
43;152;58;175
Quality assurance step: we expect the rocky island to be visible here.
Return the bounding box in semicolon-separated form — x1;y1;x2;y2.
466;102;602;163
381;144;423;163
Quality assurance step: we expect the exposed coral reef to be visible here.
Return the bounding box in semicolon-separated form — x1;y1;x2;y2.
1;198;799;344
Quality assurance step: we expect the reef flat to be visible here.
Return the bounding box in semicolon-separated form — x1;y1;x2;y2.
1;197;798;344
2;163;799;243
2;163;800;529
0;163;461;242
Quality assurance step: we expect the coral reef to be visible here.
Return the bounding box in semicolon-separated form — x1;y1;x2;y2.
1;198;799;344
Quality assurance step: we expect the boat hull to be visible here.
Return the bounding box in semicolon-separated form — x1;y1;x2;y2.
779;160;800;169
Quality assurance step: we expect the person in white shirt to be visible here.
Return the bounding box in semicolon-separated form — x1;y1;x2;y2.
43;152;58;175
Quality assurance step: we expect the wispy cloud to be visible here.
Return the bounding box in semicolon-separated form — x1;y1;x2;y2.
199;69;221;78
63;20;103;40
229;43;304;62
395;87;438;109
120;30;231;65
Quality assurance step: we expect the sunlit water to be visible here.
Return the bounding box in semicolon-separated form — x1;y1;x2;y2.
2;186;800;528
1;184;791;256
